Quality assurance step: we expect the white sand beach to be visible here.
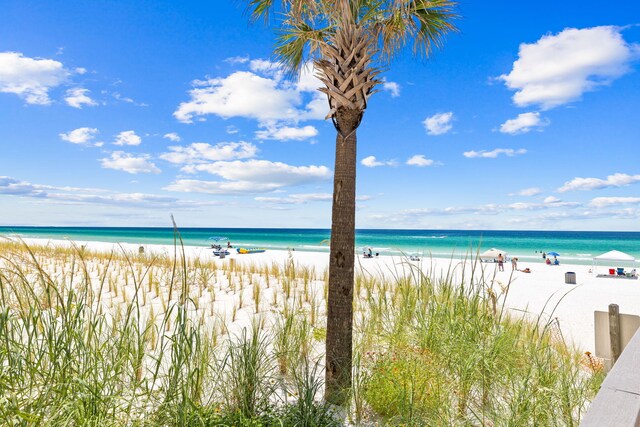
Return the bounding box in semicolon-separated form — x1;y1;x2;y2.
16;237;640;356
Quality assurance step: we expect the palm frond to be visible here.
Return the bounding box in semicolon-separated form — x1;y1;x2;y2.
275;21;331;77
366;0;459;61
246;0;276;22
411;0;459;55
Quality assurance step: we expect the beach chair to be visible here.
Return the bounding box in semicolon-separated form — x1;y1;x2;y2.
609;268;615;275
617;268;625;276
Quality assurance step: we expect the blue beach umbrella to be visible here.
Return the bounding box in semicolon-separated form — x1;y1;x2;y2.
208;236;228;242
547;251;560;257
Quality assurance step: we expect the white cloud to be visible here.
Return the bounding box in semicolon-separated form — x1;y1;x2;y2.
557;173;640;192
174;71;301;123
0;175;222;209
0;176;46;197
256;125;318;141
184;159;331;183
299;93;328;120
249;59;283;79
361;156;381;167
100;151;160;174
163;132;181;142
166;159;331;194
499;112;549;134
113;130;142;146
224;56;250;64
406;154;434;167
509;187;542;196
112;92;148;107
590;197;640;208
59;127;99;145
500;26;638;109
226;125;239;134
295;63;322;92
165;179;281;194
255;193;333;204
64;87;97;108
423;112;454;135
361;156;397;168
174;60;327;124
160;142;257;164
368;198;583;225
543;196;561;204
463;148;527;158
0;51;71;105
383;81;400;97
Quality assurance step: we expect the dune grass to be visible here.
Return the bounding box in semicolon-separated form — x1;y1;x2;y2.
0;238;603;426
356;258;604;425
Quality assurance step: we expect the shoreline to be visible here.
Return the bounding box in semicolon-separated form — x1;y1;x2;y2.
2;227;639;266
8;236;640;355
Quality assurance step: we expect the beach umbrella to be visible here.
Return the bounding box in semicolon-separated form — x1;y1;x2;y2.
547;251;560;257
480;248;507;259
208;236;228;242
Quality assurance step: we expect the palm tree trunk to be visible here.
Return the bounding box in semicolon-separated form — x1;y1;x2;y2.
325;108;360;406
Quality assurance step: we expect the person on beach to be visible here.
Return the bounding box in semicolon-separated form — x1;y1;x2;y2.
546;258;551;265
227;241;232;249
542;252;546;259
497;253;504;271
511;257;518;271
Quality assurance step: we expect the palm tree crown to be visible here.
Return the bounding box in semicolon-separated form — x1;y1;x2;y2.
249;0;457;126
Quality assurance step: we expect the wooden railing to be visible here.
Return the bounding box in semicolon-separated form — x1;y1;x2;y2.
580;326;640;426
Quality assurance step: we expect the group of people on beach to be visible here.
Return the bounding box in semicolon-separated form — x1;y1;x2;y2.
538;251;559;265
363;247;379;258
211;241;233;250
497;254;530;273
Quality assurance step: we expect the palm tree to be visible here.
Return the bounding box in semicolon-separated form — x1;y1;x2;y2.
247;0;458;405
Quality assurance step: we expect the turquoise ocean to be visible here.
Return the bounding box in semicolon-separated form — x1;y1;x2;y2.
1;226;639;266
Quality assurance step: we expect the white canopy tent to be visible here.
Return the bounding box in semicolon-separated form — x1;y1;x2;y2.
592;250;638;277
593;250;637;262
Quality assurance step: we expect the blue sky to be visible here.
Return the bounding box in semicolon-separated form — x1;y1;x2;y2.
1;0;639;230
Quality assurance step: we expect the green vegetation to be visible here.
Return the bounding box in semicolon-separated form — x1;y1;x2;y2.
357;260;605;425
0;239;603;425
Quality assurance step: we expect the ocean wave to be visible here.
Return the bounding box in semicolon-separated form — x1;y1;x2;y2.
300;245;331;250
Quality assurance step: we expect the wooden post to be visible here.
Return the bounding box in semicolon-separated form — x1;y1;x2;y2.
609;303;621;364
